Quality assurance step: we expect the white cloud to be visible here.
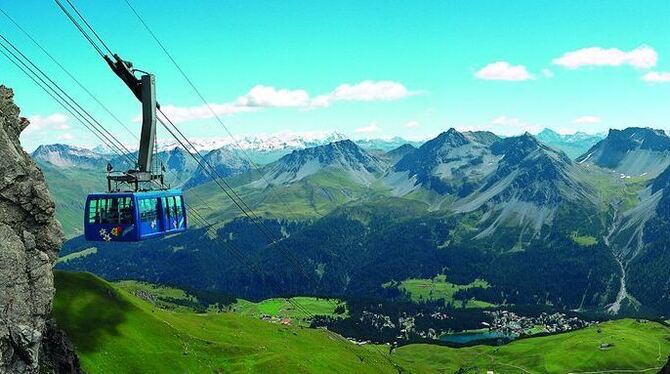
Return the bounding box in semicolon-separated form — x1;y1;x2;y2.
25;113;70;133
156;80;414;123
354;122;381;134
312;80;413;107
553;46;657;69
236;85;310;107
542;69;554;78
157;103;256;123
20;113;76;150
475;61;534;81
405;120;419;128
574;116;601;124
642;71;670;83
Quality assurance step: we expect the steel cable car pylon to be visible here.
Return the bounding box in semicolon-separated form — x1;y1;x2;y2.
84;53;187;242
104;54;162;191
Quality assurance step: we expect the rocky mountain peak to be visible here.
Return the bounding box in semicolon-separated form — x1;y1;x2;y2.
577;127;670;177
263;139;386;185
184;148;252;188
606;127;670;151
462;130;500;146
32;143;105;169
496;133;570;162
386;143;416;163
0;85;79;373
538;128;561;140
434;128;470;147
471;133;581;212
286;139;381;169
162;147;196;172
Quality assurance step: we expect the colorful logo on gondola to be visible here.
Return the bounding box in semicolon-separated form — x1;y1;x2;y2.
110;226;122;237
99;228;112;241
99;226;125;241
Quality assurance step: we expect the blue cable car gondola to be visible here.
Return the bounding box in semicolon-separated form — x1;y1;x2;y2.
84;52;188;242
84;190;187;242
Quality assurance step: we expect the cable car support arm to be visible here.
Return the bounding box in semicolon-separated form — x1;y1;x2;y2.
104;54;164;192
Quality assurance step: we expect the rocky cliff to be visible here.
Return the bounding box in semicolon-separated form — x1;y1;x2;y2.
0;85;79;373
660;356;670;374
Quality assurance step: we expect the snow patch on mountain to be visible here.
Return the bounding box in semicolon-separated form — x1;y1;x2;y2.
155;131;349;153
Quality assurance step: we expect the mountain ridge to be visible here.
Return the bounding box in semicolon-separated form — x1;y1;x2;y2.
260;139;388;186
577;127;670;178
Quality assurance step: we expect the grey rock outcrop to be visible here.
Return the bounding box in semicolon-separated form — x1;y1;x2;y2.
0;85;77;373
659;355;670;374
37;320;81;373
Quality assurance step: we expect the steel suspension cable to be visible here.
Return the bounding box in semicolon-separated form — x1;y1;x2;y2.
0;47;131;166
66;0;322;282
62;0;115;56
0;6;139;142
157;112;316;281
0;31;319;326
0;41;134;166
0;35;135;158
121;0;316;218
0;6;233;216
45;4;403;368
1;39;270;290
53;0;105;59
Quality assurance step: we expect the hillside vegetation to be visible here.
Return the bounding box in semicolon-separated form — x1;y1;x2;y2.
53;271;670;373
396;319;670;373
52;271;396;373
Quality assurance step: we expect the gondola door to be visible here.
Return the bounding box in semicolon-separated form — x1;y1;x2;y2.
138;197;163;239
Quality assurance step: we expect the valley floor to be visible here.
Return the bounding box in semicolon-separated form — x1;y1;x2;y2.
53;271;670;374
396;319;670;373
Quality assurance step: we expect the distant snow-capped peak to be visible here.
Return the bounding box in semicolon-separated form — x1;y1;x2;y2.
89;131;416;154
152;131;350;153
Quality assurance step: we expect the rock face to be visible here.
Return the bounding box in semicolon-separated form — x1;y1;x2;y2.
0;86;78;373
263;139;387;185
32;144;106;169
37;320;81;373
660;356;670;374
576;127;670;178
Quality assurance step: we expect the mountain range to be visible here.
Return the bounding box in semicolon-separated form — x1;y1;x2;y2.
32;129;600;173
46;126;670;320
536;128;605;159
577;127;670;178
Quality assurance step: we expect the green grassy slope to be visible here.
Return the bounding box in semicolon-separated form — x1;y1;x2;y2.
116;280;347;323
392;274;493;308
395;319;670;373
232;297;347;323
53;271;670;373
186;169;390;227
52;271;396;373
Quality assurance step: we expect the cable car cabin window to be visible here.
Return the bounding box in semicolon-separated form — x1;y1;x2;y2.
88;199;98;224
139;198;159;223
88;197;134;225
162;196;183;230
119;198;133;224
171;196;182;220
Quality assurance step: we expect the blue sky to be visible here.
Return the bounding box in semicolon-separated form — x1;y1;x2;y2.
1;0;670;151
